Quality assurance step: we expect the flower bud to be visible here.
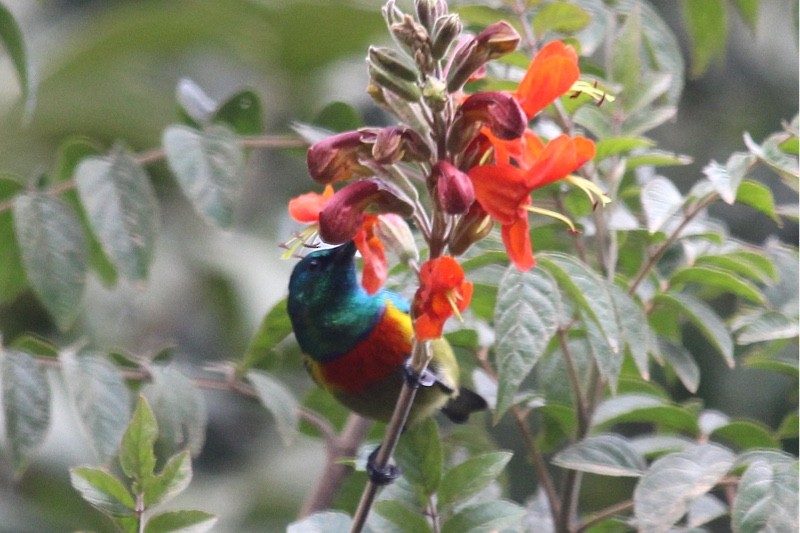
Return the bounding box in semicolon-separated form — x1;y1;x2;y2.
368;46;419;82
367;125;431;165
318;179;414;244
422;76;448;110
415;0;447;33
375;212;419;264
475;21;520;60
307;130;371;184
448;202;494;255
431;14;461;60
368;62;422;102
447;91;526;154
433;160;475;215
446;22;520;93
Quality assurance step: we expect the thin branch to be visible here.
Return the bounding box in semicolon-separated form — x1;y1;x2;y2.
557;327;589;436
573;499;634;533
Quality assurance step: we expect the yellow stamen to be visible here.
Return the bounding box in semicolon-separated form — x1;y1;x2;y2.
569;80;615;105
566;175;612;206
525;205;577;232
445;290;465;322
280;226;319;259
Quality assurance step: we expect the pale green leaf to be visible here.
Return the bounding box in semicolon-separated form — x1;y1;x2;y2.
287;511;352;533
533;2;591;35
13;193;87;331
162;125;245;227
61;350;131;462
653;292;734;368
732;460;799;533
70;466;136;516
144;451;192;508
0;3;33;114
625;148;691;169
611;286;651;381
731;0;759;32
659;340;700;394
2;349;50;474
239;298;293;373
75;146;159;282
611;3;642;96
493;265;560;421
682;0;728;77
736;310;799;344
552;434;645;477
247;370;299;446
441;500;525;533
641;176;683;234
591;394;699;434
687;494;728;528
710;420;780;450
670;265;764;304
695;251;777;283
0;177;26;304
634;444;735;533
144;510;217;533
373;500;432;533
120;395;158;482
736;180;780;223
395;417;442;497
703;152;756;204
438;451;513;510
593;136;655;161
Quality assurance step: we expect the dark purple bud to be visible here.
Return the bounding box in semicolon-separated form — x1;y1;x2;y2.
434;160;475;215
307;131;371;184
458;91;527;140
318;179;414;244
448;202;494;255
370;126;432;164
475;21;520;60
446;22;519;93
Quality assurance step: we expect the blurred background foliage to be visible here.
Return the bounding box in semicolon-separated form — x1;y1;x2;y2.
0;0;796;531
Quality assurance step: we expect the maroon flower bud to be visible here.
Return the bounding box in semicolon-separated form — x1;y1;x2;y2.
448;202;494;255
318;179;414;244
306;131;371;184
415;0;447;33
434;160;475;215
461;132;494;170
446;22;520;92
369;126;432;164
447;91;526;154
475;21;520;60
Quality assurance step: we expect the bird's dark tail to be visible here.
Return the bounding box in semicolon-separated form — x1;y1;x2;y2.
441;387;488;424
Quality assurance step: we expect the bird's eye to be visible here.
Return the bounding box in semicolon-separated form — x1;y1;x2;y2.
307;259;321;272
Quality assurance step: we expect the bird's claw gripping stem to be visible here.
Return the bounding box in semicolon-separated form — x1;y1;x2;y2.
367;445;401;486
402;359;436;389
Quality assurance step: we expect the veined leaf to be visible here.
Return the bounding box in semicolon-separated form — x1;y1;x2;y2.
641;176;683;234
144;451;192;508
373;500;432;533
736;310;799;344
493;266;561;422
593;136;655;161
659;340;700;394
70;466;135;516
591;393;699;435
611;3;642;97
553;434;646;477
144;510;217;533
710;420;780;450
611;286;651;381
247;370;299;446
2;349;51;474
736;180;780;223
441;500;525;533
653;292;734;368
287;511;352;533
687;494;728;529
634;444;735;533
13;193;87;331
703;152;755;204
438;451;513;510
75;146;159;282
532;2;591;35
695;251;777;283
61;350;131;462
396;417;442;497
732;460;799;533
162;124;245;228
625;149;692;169
120;396;158;483
670;265;764;304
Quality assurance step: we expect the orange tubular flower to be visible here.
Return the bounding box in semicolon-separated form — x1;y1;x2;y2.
515;40;580;120
412;256;474;340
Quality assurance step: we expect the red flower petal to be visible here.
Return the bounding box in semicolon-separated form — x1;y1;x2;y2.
287;185;334;223
516;41;580;119
468;164;529;225
354;216;388;295
525;135;595;189
501;214;535;271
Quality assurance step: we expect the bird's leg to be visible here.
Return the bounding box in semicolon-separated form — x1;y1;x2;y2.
366;445;401;485
402;358;437;389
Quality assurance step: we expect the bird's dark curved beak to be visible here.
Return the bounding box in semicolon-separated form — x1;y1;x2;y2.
333;241;358;264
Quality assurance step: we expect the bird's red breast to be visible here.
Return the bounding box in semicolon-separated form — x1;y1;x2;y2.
305;300;412;394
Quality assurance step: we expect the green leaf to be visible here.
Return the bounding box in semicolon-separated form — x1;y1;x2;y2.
144;510;217;533
142;367;207;458
710;420;780;450
695;252;777;283
533;2;591;35
441;500;525;533
438;451;513;510
240;298;293;373
0;3;33;114
611;286;651;381
373;500;432;533
593;136;655;161
493;266;561;421
120;395;158;482
287;511;352;533
625;149;692;169
731;0;760;32
553;434;646;477
9;333;58;358
70;466;136;516
640;176;683;234
687;494;728;528
213;89;263;136
2;349;51;474
736;180;780;224
75;146;160;282
778;412;799;440
313;101;362;132
591;394;699;434
629;434;695;459
611;4;642;96
144;451;192;508
653;292;734;368
670;265;764;304
162;124;245;228
682;0;728;77
247;370;299;446
0;177;26;304
659;340;700;394
634;443;735;532
736;310;799;344
61;350;131;462
732;460;799;533
703;153;755;204
395;417;442;497
13;193;87;330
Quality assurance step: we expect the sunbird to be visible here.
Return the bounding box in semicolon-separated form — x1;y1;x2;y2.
287;241;487;430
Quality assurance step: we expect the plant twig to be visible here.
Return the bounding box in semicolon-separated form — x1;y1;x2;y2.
573;499;634;533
